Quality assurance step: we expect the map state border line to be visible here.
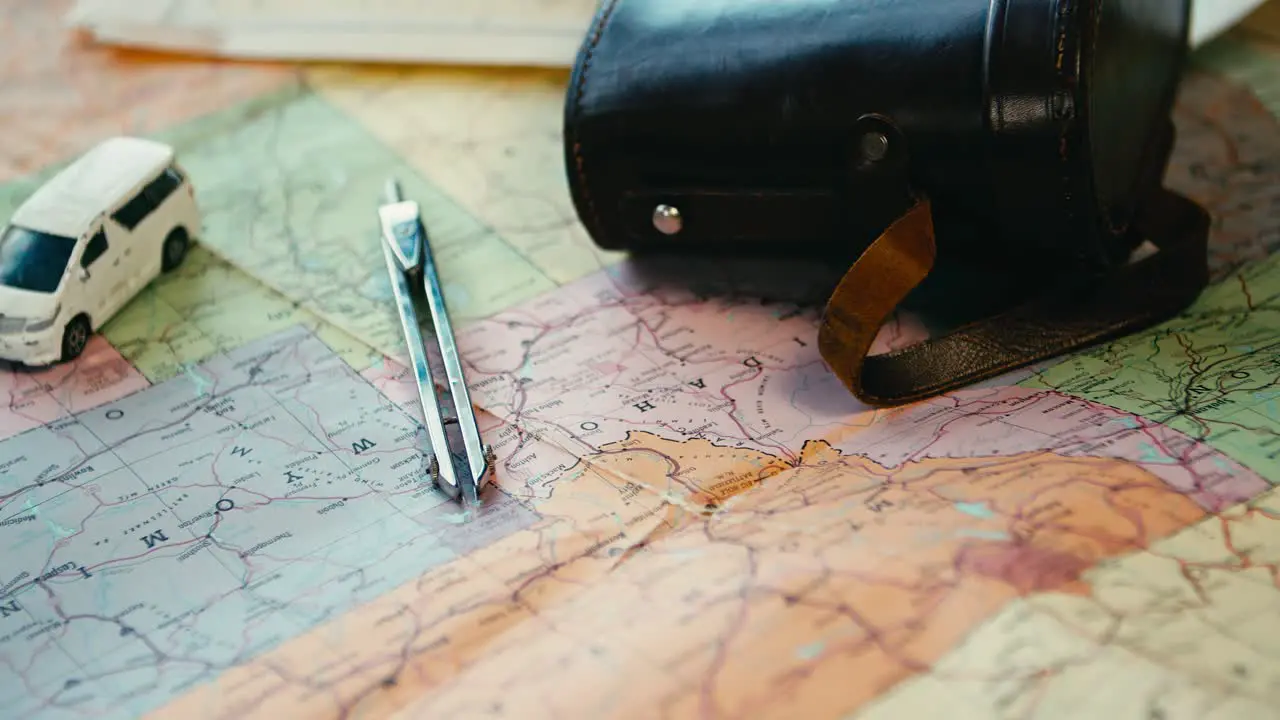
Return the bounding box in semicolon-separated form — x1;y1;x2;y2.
0;323;460;528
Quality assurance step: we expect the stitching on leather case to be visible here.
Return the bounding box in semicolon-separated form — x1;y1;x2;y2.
569;0;623;241
1070;0;1129;239
1056;1;1078;238
1056;0;1110;254
1091;0;1131;237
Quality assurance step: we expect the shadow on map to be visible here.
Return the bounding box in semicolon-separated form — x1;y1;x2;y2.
605;253;842;309
602;254;878;418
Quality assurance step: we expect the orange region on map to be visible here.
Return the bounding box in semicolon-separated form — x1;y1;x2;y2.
0;336;149;439
600;431;794;507
148;425;1208;720
147;426;676;720
861;485;1280;717
0;0;297;181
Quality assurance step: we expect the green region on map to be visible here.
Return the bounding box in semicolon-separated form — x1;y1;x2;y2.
1024;253;1280;482
104;244;380;382
150;84;562;359
0;110;382;382
0;81;573;374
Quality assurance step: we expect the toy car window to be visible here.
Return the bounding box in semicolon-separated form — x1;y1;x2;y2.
81;229;108;268
0;225;77;293
143;168;181;205
111;191;155;230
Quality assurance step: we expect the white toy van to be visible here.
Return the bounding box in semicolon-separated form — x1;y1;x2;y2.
0;136;199;366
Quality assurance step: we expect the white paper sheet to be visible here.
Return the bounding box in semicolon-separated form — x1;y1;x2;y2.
66;0;601;67
66;0;1269;68
1191;0;1270;46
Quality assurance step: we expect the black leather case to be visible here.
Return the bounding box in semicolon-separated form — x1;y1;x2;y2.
562;0;1210;405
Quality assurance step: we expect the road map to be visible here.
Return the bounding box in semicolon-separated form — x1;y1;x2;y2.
3;1;1280;717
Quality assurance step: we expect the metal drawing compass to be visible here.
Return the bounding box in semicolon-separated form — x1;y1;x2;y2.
377;178;494;506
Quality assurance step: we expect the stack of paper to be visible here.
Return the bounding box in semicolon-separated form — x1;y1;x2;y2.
66;0;1271;68
66;0;601;67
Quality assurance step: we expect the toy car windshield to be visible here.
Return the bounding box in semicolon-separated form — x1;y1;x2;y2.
0;224;77;294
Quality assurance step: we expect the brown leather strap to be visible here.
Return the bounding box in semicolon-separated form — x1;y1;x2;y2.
817;188;1211;406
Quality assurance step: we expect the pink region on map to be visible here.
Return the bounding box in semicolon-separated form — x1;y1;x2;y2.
843;385;1269;512
360;358;418;410
456;260;974;461
0;335;149;440
455;261;1270;512
360;355;514;445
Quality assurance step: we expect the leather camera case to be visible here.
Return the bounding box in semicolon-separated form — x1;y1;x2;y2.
562;0;1211;406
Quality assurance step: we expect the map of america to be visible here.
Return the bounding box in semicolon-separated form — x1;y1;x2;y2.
3;1;1280;718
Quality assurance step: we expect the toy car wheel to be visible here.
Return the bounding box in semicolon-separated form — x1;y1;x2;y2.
60;315;91;362
162;227;189;272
